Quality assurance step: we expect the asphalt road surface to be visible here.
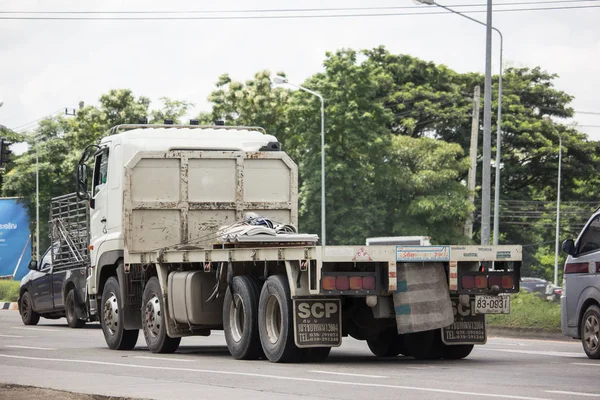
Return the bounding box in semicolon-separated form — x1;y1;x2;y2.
0;311;598;400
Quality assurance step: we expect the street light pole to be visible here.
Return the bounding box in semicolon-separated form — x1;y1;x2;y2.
554;133;562;287
416;0;501;245
272;76;326;245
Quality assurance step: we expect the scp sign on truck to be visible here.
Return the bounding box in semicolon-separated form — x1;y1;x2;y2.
293;299;342;348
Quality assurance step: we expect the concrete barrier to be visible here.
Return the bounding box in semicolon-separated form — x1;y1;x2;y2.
1;302;19;311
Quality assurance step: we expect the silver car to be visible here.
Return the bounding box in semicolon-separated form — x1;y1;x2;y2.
562;211;600;359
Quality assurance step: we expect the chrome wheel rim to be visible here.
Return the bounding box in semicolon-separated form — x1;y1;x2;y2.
103;293;119;335
144;295;161;338
265;295;282;345
584;314;600;352
229;294;245;343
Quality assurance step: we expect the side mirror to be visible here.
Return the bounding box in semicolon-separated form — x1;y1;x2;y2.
28;260;38;270
562;239;576;256
76;163;89;200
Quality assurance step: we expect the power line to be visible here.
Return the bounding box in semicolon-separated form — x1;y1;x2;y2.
1;0;597;14
1;4;599;20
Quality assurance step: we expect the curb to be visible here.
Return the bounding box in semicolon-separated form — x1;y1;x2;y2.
0;302;19;311
488;326;572;342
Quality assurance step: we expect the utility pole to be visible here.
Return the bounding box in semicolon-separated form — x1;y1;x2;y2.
465;86;481;239
481;0;494;245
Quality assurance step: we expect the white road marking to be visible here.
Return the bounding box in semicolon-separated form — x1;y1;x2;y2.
134;356;194;362
572;363;600;367
0;334;28;338
6;345;55;351
482;348;584;357
309;370;387;379
11;326;61;332
546;390;600;397
0;353;552;400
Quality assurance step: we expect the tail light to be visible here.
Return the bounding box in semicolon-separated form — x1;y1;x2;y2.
321;274;377;292
336;276;350;290
322;276;336;291
462;276;475;289
502;275;514;289
475;275;487;289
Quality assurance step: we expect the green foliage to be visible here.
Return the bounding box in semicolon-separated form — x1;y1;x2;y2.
487;291;561;331
0;280;20;302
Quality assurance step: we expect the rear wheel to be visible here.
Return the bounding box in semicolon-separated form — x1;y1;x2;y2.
101;276;139;350
258;275;299;363
367;329;406;357
441;344;474;359
404;329;443;360
66;290;85;328
142;277;181;353
581;305;600;359
223;275;263;360
19;291;40;326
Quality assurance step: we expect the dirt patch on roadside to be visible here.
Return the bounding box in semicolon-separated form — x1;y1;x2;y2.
0;384;143;400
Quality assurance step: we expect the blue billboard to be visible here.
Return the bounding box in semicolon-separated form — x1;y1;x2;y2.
0;198;32;280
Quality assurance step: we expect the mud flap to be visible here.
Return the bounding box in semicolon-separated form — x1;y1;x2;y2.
442;297;486;345
293;298;342;348
393;262;454;334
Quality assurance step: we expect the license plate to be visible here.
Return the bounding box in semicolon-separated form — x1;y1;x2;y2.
293;299;342;348
474;295;510;314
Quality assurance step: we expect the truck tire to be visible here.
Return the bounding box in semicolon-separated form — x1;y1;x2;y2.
581;305;600;359
441;344;474;360
66;290;86;328
367;329;406;357
101;277;139;350
301;347;331;363
142;277;181;354
19;291;40;326
404;329;443;360
258;275;299;363
223;275;263;360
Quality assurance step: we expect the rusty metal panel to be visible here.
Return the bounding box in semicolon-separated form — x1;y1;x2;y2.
124;150;298;255
188;158;236;202
131;158;180;202
244;159;291;202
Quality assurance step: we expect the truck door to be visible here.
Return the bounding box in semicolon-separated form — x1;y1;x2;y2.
32;247;54;312
90;145;110;268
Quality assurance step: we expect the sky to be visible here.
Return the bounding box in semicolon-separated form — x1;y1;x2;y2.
1;0;599;154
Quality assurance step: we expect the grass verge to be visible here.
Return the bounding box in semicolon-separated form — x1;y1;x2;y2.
486;291;561;332
0;280;20;302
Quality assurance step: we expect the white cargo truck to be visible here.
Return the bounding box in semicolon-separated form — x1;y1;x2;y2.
55;123;521;362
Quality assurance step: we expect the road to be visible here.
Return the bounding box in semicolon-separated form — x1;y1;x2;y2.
0;311;598;400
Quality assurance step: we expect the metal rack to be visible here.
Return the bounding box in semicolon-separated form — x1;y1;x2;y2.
50;193;89;270
108;124;267;136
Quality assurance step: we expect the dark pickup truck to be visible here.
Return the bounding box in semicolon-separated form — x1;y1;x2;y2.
18;244;88;327
18;193;93;328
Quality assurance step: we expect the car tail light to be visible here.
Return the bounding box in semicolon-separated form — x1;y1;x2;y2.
462;276;475;289
336;276;350;290
488;275;502;289
322;276;336;291
555;288;563;295
502;275;514;289
349;277;363;290
475;275;487;289
362;276;376;290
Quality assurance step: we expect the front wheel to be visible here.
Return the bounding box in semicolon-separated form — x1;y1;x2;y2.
142;277;181;353
101;276;139;350
581;305;600;359
19;291;40;326
66;290;85;328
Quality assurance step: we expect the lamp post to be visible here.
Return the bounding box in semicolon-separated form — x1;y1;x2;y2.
554;133;562;287
272;75;326;245
416;0;502;245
